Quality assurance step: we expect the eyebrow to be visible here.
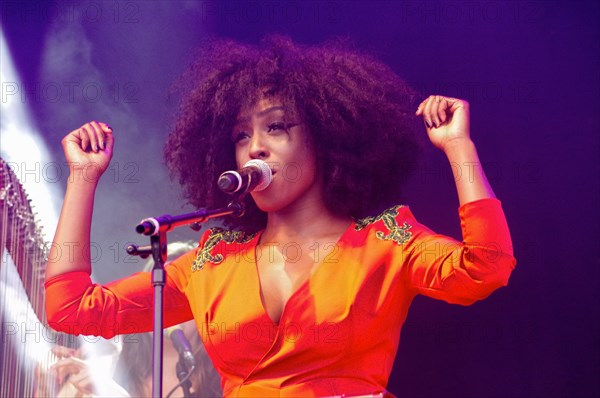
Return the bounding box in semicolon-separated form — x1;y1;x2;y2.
235;106;286;124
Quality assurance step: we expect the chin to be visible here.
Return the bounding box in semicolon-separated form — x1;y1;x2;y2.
249;183;300;214
249;173;319;214
250;192;290;213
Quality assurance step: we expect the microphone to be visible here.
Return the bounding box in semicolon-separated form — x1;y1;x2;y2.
166;326;196;371
218;159;272;194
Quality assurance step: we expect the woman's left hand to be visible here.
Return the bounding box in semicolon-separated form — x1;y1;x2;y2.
416;95;471;152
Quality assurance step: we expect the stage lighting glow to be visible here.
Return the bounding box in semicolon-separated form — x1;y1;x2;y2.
1;25;122;396
0;27;59;239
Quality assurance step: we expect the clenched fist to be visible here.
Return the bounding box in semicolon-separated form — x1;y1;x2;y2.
61;121;114;183
416;95;471;152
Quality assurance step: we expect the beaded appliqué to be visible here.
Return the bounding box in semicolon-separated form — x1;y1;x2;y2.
354;205;412;245
191;228;257;272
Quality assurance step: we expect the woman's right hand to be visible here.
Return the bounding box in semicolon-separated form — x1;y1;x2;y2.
62;121;114;183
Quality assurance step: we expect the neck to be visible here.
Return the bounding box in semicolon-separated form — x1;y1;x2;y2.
263;195;351;244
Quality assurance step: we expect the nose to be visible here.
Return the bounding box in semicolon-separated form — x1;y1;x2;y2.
248;131;269;160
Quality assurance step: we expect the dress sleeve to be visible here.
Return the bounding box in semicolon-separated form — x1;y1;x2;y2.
403;198;517;305
44;249;196;338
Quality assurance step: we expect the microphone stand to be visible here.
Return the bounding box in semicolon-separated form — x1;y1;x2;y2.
127;200;245;398
175;360;193;398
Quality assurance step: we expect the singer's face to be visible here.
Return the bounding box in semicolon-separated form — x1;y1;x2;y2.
232;98;321;213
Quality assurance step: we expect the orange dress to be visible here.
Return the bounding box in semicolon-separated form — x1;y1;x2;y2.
45;198;516;397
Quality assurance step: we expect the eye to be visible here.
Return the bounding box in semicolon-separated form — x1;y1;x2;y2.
266;122;289;133
232;131;250;144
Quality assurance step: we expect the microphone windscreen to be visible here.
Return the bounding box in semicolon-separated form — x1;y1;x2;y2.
244;159;272;191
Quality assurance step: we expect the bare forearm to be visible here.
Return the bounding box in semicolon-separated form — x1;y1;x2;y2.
415;96;496;205
443;137;496;206
46;171;98;279
47;121;113;279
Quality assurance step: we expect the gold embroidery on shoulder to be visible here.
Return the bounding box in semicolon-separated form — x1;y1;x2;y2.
354;205;412;245
191;228;257;272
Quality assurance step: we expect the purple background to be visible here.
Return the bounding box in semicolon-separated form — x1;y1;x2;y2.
2;1;598;397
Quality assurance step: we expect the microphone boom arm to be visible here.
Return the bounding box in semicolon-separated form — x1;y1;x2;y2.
135;200;245;236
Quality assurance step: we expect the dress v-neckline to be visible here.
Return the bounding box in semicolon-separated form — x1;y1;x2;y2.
251;221;356;326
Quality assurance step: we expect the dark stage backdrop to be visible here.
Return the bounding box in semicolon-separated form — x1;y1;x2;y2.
1;1;598;397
